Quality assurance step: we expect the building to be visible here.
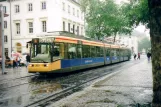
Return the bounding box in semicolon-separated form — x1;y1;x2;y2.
0;0;85;57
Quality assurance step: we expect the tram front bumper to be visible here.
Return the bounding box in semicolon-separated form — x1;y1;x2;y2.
28;63;52;73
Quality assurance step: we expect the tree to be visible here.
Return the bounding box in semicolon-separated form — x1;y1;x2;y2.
148;0;161;106
138;37;151;53
122;0;161;105
80;0;132;42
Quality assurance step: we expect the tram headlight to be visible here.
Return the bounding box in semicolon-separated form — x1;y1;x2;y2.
29;64;34;67
44;64;49;67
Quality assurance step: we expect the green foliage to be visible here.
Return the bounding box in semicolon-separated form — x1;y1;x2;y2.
122;0;149;28
80;0;133;41
138;37;151;52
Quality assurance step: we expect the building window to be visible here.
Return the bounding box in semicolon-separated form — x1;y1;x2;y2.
68;23;70;32
41;1;46;10
28;22;33;33
77;26;79;35
42;21;46;32
62;2;65;11
81;27;83;35
5;48;8;56
73;25;75;34
3;6;6;13
68;5;70;14
15;5;20;13
28;3;33;11
63;21;65;31
16;23;20;34
81;12;83;20
4;21;7;28
73;8;75;16
77;10;79;17
4;35;8;43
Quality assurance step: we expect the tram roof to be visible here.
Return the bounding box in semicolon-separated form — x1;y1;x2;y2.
37;31;105;43
36;31;129;49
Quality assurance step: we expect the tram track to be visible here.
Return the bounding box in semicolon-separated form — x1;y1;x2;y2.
0;60;143;107
0;62;121;90
25;61;142;107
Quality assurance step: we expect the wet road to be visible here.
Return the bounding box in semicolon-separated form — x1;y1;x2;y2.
0;58;144;107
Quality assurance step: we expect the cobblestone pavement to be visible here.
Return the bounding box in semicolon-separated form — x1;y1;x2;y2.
50;58;153;107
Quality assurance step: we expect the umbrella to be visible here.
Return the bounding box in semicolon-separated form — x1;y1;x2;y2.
11;52;22;57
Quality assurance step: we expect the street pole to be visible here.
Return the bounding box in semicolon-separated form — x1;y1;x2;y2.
0;5;5;74
8;0;12;57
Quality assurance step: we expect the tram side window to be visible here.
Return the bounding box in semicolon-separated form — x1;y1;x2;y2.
96;46;100;57
59;43;65;59
116;49;120;56
64;43;68;59
100;47;104;57
31;44;36;57
77;44;82;58
82;45;90;58
125;50;129;57
121;49;125;57
53;43;60;57
119;49;123;57
106;48;110;56
111;49;117;57
68;43;77;59
90;46;96;57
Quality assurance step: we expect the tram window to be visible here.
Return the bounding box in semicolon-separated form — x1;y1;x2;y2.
53;43;60;57
121;50;124;57
119;50;122;56
116;49;120;56
90;46;96;57
64;43;68;59
111;49;117;57
100;47;104;57
59;43;65;58
96;46;100;57
82;45;90;58
77;45;82;58
106;48;110;56
68;43;77;59
31;44;36;57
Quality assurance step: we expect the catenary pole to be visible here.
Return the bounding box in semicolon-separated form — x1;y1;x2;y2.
8;0;12;57
0;5;5;74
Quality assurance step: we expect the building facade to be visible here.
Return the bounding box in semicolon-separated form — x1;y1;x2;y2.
0;0;85;57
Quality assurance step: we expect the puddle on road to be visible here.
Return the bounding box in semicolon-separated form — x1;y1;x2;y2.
32;83;62;94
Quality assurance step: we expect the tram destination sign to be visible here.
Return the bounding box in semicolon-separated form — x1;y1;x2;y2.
32;38;55;43
39;38;55;43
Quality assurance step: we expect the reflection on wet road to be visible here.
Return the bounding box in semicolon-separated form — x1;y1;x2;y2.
0;60;139;107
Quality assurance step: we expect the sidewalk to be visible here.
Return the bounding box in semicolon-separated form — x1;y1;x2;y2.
50;59;153;107
0;67;30;81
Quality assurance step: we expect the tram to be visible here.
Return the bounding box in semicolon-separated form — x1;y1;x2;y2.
28;31;131;73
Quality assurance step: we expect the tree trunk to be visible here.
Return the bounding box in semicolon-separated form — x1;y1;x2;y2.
151;36;161;106
148;0;161;106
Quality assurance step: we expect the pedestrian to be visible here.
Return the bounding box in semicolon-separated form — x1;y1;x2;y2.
147;52;151;62
133;53;137;60
137;52;140;60
0;56;2;67
17;56;21;67
15;56;18;68
26;54;30;67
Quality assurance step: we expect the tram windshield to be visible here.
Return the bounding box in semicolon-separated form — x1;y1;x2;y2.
31;43;52;63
